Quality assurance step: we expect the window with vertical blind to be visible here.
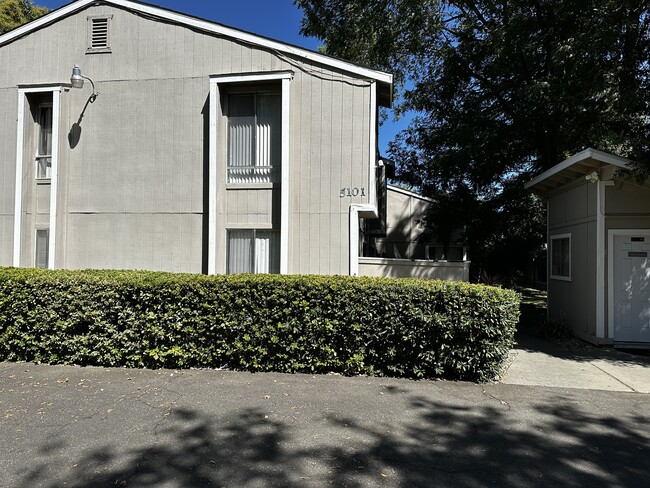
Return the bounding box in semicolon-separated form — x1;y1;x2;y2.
36;103;52;179
227;229;280;274
35;229;49;269
227;93;281;184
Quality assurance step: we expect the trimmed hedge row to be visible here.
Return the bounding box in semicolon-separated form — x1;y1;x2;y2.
0;268;520;382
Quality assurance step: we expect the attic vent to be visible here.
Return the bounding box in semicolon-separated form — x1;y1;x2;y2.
87;15;113;53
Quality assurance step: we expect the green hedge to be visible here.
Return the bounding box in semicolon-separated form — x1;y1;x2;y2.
0;268;520;382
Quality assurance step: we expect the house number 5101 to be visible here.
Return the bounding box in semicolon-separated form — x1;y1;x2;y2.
339;187;366;198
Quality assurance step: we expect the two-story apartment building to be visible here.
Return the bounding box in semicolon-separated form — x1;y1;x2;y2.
0;0;468;280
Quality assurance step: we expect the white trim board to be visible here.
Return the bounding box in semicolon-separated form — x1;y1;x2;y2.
12;91;26;267
48;89;61;270
348;82;380;276
207;80;218;274
13;85;64;268
368;81;377;209
208;71;292;275
280;77;291;274
0;0;393;89
349;204;377;277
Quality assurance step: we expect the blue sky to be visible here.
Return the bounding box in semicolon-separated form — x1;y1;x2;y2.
38;0;409;155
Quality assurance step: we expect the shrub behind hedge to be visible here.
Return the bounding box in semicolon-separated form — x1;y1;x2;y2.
0;268;519;382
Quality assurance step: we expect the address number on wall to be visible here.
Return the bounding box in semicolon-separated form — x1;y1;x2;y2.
339;187;366;198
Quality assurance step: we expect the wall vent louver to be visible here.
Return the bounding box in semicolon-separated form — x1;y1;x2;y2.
87;15;112;53
91;18;108;48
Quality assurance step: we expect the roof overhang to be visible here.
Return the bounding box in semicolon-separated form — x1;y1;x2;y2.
524;148;631;196
0;0;394;107
387;184;436;204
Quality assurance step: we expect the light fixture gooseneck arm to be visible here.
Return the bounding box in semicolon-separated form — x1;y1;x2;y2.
70;64;99;103
83;75;98;102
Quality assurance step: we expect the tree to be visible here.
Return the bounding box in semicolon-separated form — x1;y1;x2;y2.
0;0;47;35
296;0;650;282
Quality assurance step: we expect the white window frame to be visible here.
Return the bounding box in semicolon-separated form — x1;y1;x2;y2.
209;71;293;276
550;233;572;281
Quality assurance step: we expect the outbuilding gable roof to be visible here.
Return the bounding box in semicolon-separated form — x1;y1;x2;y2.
525;148;631;196
0;0;393;106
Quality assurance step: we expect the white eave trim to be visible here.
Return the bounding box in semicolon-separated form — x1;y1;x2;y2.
0;0;393;86
525;148;631;190
210;71;294;83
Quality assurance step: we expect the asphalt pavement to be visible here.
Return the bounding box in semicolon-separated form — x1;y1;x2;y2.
1;353;649;487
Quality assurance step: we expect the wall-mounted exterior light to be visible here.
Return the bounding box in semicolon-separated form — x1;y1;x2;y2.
70;64;98;102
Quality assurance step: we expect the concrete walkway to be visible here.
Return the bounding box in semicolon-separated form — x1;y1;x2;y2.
500;327;650;393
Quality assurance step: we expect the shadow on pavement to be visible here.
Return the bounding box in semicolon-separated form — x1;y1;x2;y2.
516;288;650;367
514;324;650;367
18;395;649;487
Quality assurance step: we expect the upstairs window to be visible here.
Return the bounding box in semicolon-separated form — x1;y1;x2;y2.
87;15;112;53
550;234;571;280
227;93;281;184
36;102;52;179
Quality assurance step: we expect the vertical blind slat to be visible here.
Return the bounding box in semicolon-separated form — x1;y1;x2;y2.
228;230;280;274
228;95;255;168
228;230;252;274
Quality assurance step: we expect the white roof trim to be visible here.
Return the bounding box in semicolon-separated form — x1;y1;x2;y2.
210;71;294;83
0;0;393;86
525;148;631;190
388;184;436;203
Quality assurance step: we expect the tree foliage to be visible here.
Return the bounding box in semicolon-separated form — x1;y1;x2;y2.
297;0;650;281
0;0;47;35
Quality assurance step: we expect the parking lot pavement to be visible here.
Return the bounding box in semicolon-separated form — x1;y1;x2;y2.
1;361;649;487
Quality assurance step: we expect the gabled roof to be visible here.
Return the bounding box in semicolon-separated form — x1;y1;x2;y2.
388;184;436;204
525;148;631;195
0;0;393;106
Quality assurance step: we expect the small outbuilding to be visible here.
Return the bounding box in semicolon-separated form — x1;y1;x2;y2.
526;148;650;347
